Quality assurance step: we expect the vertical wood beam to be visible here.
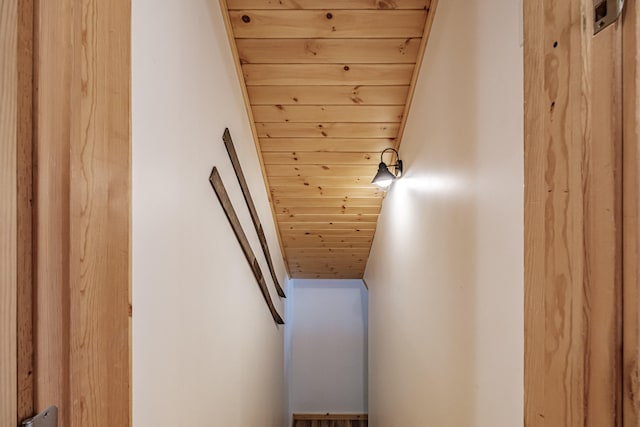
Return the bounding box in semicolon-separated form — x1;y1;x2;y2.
0;1;18;426
17;0;34;421
524;0;623;425
623;0;640;423
34;1;73;423
34;0;131;425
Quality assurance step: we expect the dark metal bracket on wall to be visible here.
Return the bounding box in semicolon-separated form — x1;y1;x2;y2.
209;167;284;325
222;128;286;298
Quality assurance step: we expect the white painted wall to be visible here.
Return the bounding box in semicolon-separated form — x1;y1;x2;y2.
365;0;524;425
287;279;368;418
132;1;287;425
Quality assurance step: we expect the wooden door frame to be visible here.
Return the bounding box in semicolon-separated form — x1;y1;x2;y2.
524;0;638;425
622;0;640;423
4;0;132;425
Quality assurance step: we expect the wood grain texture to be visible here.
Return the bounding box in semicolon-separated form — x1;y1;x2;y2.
257;122;399;138
230;10;427;38
280;222;377;230
34;1;132;425
247;86;410;106
34;2;73;423
252;105;404;123
223;128;286;298
584;22;622;426
623;0;640;423
269;176;376;187
266;164;377;177
271;186;383;198
237;38;420;64
228;0;427;9
277;214;379;222
209;168;284;324
68;1;131;424
243;64;414;86
0;0;18;425
16;0;33;421
261;138;395;153
263;152;380;165
220;0;437;277
524;0;623;425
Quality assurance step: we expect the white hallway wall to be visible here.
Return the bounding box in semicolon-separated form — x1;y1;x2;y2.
132;0;288;425
365;0;524;425
287;279;368;418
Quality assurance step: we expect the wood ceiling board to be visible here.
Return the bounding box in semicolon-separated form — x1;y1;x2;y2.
236;38;421;64
285;241;372;249
271;186;383;198
274;197;383;208
285;237;374;245
263;152;380;165
276;214;379;222
286;248;371;255
277;205;380;214
282;229;375;237
220;0;438;278
261;138;395;153
289;252;369;259
257;122;399;138
289;258;367;272
229;10;427;39
287;253;371;260
243;64;414;86
269;176;375;187
252;105;404;123
280;222;377;230
265;164;377;177
247;86;410;106
227;0;429;10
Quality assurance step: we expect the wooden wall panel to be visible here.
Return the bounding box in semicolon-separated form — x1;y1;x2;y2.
68;0;131;425
34;0;131;425
524;0;623;425
0;1;18;426
34;2;73;423
16;0;33;422
623;0;640;424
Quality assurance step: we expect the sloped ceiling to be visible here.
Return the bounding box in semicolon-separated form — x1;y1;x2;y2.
220;0;437;279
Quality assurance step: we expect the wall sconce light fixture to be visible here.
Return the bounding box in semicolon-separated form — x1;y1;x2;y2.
372;148;403;189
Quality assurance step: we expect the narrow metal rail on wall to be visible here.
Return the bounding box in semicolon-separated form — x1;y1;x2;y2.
209;167;284;325
594;0;625;34
222;128;286;298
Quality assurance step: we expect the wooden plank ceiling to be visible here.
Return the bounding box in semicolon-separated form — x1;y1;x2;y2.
220;0;437;279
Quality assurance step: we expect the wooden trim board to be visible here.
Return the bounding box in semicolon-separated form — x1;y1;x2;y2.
223;128;286;298
209;167;284;324
32;1;132;424
524;0;623;425
16;0;33;421
622;0;640;423
1;0;18;425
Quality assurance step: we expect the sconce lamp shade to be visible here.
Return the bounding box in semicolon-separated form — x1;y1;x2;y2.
371;148;403;189
372;162;396;189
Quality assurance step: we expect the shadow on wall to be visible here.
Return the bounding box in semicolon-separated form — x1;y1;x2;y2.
366;0;481;425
